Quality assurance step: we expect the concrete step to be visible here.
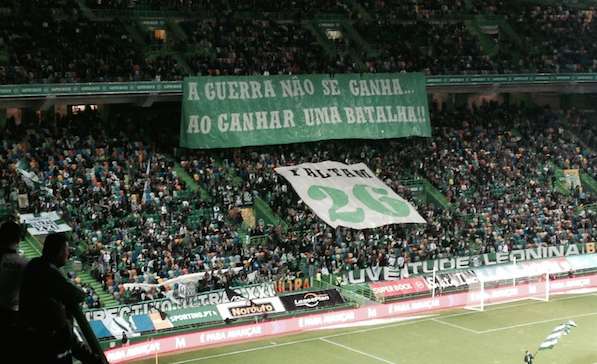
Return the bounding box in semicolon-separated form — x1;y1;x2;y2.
20;236;42;259
78;271;119;307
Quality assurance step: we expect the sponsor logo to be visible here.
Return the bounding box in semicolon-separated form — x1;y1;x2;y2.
168;310;218;323
106;342;160;362
201;326;262;343
280;289;345;311
293;293;331;308
371;283;413;294
218;297;286;320
551;278;590;289
230;303;275;318
298;311;356;328
470;288;519;301
175;338;186;349
370;277;430;298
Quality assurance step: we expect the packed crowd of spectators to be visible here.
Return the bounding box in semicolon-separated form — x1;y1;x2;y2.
87;0;455;18
0;2;595;84
509;5;597;73
217;105;595;268
182;18;333;76
86;0;353;21
567;109;597;151
355;3;597;74
425;105;595;250
471;0;505;14
0;14;187;84
6;0;80;15
2;109;284;304
468;2;597;72
2;101;596;305
87;0;218;10
361;0;467;20
357;20;496;74
226;0;352;17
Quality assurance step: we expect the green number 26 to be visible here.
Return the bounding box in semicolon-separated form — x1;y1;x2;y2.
307;185;364;223
352;184;410;217
307;184;410;223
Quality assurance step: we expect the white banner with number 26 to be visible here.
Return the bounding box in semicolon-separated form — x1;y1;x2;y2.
275;161;426;229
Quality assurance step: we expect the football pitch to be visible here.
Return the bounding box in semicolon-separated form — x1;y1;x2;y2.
130;293;597;364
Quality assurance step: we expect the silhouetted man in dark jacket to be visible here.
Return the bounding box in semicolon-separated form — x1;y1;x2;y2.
0;220;27;327
19;233;99;363
0;219;27;363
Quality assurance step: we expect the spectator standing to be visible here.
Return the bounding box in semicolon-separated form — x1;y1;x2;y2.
19;233;99;364
0;219;27;361
0;219;27;322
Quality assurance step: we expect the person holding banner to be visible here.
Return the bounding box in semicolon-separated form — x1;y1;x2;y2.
523;350;534;364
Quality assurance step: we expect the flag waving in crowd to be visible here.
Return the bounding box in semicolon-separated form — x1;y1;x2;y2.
142;158;152;205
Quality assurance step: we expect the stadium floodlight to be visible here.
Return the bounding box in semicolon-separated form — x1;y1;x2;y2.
464;271;550;312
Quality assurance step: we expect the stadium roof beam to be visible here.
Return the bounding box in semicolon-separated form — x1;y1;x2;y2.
429;83;597;94
0;94;181;109
1;77;597;107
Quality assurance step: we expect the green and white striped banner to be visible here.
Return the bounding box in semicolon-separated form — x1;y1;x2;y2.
538;320;577;351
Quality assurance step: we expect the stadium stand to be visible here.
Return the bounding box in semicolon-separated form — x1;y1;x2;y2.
3;102;596;305
1;2;597;362
0;1;595;83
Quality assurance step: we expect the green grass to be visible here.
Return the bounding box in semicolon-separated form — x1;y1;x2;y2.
130;293;597;364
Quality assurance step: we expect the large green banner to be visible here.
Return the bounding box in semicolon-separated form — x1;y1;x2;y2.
180;73;430;149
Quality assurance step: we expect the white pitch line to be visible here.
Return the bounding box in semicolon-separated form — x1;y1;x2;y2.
320;338;396;364
437;292;597;319
478;311;597;334
170;292;597;364
431;318;481;334
171;316;429;364
170;338;317;364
